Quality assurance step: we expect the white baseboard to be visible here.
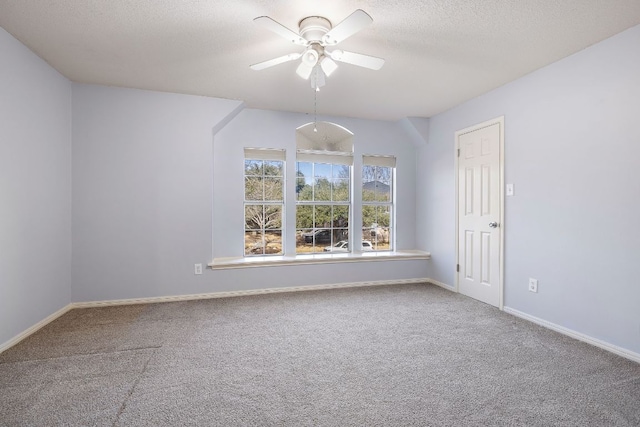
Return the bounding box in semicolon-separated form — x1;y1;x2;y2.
426;279;455;292
72;278;433;308
504;306;640;364
0;304;74;354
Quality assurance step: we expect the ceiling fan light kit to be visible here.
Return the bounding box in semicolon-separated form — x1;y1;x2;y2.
296;62;313;80
301;46;320;67
320;57;338;77
250;9;385;90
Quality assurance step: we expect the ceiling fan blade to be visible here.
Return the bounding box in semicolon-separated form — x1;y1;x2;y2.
296;62;314;79
322;9;373;45
254;16;309;46
327;50;385;70
250;53;302;71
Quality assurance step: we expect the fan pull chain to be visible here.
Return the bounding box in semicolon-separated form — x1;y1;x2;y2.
313;88;318;132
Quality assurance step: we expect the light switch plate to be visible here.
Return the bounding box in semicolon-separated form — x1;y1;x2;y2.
506;183;514;196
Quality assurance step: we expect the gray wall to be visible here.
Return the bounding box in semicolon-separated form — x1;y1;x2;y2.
418;25;640;353
71;84;243;301
0;28;72;346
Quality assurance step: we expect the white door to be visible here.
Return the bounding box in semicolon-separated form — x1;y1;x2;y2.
456;119;503;307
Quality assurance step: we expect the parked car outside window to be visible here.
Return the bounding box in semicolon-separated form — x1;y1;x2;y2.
323;240;374;252
302;229;332;244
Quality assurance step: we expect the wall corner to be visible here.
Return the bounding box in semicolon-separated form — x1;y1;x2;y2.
398;117;430;147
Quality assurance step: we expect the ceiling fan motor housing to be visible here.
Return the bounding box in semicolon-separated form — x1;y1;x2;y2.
299;16;332;42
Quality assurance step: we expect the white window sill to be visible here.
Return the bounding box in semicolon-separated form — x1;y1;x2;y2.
208;250;430;270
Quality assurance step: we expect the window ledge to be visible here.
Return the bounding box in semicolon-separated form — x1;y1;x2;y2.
208;250;430;270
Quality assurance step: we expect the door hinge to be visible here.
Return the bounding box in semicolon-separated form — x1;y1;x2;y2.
457;148;460;157
456;264;460;272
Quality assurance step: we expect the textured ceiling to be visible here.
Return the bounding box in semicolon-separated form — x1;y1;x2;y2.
1;1;639;120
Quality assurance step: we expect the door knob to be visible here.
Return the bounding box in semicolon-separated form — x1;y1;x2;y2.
489;222;498;228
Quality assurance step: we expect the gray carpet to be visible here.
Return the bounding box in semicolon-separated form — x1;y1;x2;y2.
1;283;639;426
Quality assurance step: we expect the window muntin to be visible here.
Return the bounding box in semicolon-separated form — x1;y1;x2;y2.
244;154;284;256
362;157;395;251
296;161;350;254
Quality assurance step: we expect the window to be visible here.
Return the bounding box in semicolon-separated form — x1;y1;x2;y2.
244;149;284;256
362;155;395;251
239;124;399;258
295;161;350;253
295;122;354;254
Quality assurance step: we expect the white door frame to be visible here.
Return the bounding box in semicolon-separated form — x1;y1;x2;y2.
454;116;505;309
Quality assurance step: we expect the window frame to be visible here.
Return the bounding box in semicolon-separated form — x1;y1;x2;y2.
243;149;285;257
240;146;397;257
295;160;352;254
362;155;396;252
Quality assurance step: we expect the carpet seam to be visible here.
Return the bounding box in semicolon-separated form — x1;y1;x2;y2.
0;345;162;365
112;348;156;427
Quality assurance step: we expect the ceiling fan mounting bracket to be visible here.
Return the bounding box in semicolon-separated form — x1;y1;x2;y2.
298;16;332;43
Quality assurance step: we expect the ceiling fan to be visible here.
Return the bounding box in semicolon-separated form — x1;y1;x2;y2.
250;9;385;90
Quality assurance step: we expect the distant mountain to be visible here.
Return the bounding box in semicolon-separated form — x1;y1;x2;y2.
362;180;390;194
